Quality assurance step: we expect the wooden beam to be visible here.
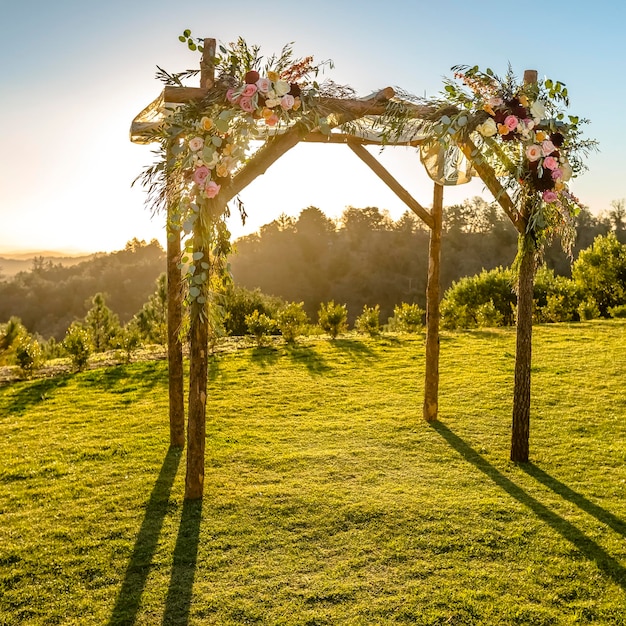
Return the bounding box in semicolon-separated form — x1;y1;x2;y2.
346;140;434;229
302;131;426;147
457;139;525;233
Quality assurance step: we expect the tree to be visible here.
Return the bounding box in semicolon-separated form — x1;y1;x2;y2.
572;233;626;315
83;293;121;352
318;301;348;339
135;273;168;344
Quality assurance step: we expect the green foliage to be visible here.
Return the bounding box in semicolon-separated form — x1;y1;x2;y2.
608;304;626;318
245;310;277;346
14;337;43;375
578;297;600;321
355;304;381;337
113;324;142;363
572;233;626;316
223;285;283;336
441;267;515;330
389;302;425;333
318;300;348;339
276;302;309;344
0;317;28;365
62;323;91;371
533;267;581;323
83;293;121;352
134;273;167;345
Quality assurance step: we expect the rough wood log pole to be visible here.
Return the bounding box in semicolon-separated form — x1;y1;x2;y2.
510;69;538;463
166;189;185;448
424;183;443;421
185;39;215;499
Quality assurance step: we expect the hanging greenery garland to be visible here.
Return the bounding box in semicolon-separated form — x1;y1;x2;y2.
136;33;343;322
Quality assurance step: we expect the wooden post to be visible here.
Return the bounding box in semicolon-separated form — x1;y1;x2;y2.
510;68;538;463
424;183;443;421
166;202;185;448
184;38;216;499
185;230;209;500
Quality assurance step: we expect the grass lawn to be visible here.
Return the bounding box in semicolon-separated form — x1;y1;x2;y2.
0;320;625;625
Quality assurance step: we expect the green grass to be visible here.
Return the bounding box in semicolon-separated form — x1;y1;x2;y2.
1;320;625;625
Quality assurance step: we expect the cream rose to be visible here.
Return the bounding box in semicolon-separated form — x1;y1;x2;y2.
476;118;498;137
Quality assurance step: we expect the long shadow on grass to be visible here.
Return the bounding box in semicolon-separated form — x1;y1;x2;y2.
521;463;626;539
162;499;203;625
431;421;626;591
285;344;331;375
80;361;165;395
1;375;70;415
329;338;377;361
107;446;182;626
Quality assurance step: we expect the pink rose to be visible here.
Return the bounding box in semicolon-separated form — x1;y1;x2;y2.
543;156;559;171
541;140;556;156
242;83;257;97
193;166;210;185
551;168;563;180
542;190;558;203
525;144;542;162
225;88;239;103
256;77;271;93
265;113;279;127
188;137;204;152
239;96;256;113
280;94;295;110
205;180;221;198
504;115;519;131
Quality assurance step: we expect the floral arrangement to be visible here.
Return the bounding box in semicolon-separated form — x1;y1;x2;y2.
138;34;337;313
389;65;596;250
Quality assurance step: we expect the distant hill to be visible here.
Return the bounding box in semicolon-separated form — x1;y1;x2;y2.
0;253;98;279
0;240;165;339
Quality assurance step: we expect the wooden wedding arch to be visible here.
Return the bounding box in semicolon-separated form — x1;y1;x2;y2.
131;38;543;499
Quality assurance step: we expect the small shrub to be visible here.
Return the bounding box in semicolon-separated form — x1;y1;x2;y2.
476;300;504;328
63;323;91;371
15;338;43;375
114;325;142;363
608;304;626;318
440;267;515;330
245;310;277;346
318;301;348;339
355;305;381;337
578;298;600;321
277;302;309;344
390;302;424;333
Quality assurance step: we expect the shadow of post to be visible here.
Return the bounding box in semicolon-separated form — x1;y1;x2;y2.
431;421;626;591
161;499;203;625
107;446;182;626
521;462;626;539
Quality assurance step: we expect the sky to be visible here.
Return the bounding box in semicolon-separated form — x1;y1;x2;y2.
1;0;624;254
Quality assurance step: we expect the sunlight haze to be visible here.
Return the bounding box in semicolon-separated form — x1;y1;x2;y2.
1;0;623;254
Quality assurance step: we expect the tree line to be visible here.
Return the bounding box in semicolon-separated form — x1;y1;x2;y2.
230;198;625;324
1;198;625;375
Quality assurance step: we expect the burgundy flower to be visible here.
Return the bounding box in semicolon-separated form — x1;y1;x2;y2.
244;70;260;84
550;132;564;147
289;83;301;97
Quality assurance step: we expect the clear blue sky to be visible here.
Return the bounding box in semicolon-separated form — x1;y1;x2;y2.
1;0;622;253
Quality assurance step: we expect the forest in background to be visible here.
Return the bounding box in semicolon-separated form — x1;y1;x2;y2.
0;198;624;340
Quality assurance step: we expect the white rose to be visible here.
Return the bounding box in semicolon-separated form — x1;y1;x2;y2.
274;80;290;97
476;117;498;137
560;160;573;181
530;100;546;122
